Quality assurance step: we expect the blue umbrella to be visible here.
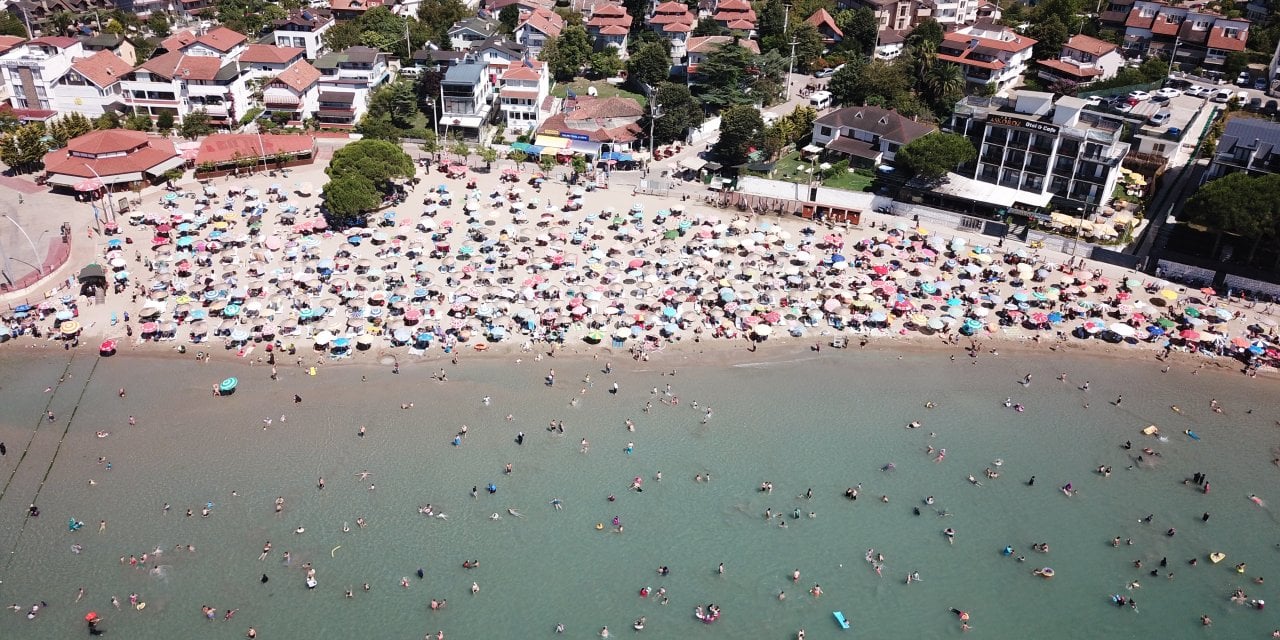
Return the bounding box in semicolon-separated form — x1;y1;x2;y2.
831;254;846;263
1012;292;1030;302
1047;312;1064;323
1146;326;1165;336
869;310;888;322
223;304;241;317
203;291;220;301
333;337;351;348
946;297;963;307
719;288;736;302
662;306;677;317
190;309;207;320
114;272;129;281
14;304;30;313
920;282;938;294
176;236;195;247
106;239;122;248
490;326;506;339
1249;344;1264;355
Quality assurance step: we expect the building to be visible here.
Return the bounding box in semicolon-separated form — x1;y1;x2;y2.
950;92;1130;210
711;0;756;34
1116;1;1249;69
530;95;643;157
841;0;914;33
584;2;632;54
239;44;308;79
263;60;322;125
438;62;494;140
936;22;1037;93
272;10;335;60
55;49;129;117
1206;117;1280;180
122;50;250;126
685;35;758;78
6;0;114;35
472;36;528;79
176;26;248;59
329;0;391;21
514;7;564;56
449;17;501;50
40;129;183;188
805;8;843;46
313;46;390;127
916;0;978;27
0;36;81;116
874;29;906;60
1037;34;1124;88
811;104;937;165
498;58;552;135
78;33;138;66
649;1;696;61
486;0;554;13
193;133;316;171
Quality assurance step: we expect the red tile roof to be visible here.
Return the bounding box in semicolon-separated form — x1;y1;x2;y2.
937;53;1005;70
138;51;224;81
1063;34;1116;57
716;0;751;9
0;35;26;54
271;60;321;93
1207;25;1248;51
42;130;179;179
195;133;315;165
805;8;842;38
597;25;629;35
1124;10;1155;29
26;36;77;48
160;30;199;52
1150;15;1181;36
240;44;305;65
187;26;247;53
519;8;565;39
1039;58;1103;78
502;59;544;80
70;50;129;88
941;29;1035;54
330;0;384;11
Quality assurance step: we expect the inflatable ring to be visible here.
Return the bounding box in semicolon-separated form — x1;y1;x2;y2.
595;523;604;530
474;343;488;351
136;602;146;610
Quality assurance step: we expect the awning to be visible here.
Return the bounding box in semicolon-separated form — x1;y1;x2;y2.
826;136;882;160
568;140;601;156
802;144;823;154
147;155;187;176
263;89;301;107
601;151;634;162
533;135;570;150
511;142;543;155
46;171;143;187
679;156;707;171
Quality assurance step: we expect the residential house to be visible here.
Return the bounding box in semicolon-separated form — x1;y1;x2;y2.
472;36;528;80
840;0;914;33
263;59;322;125
411;48;467;71
486;0;554;14
498;58;552;134
79;33;138;66
936;21;1037;93
158;30;199;55
0;36;22;104
1118;1;1249;69
118;0;170;16
811;104;936;165
272;9;335;60
974;1;1000;21
916;0;979;27
438;62;494;139
123;50;251;125
1099;0;1134;25
685;35;758;78
1205;117;1280;180
584;2;632;55
179;0;215;15
515;7;564;57
177;26;248;59
6;0;113;35
649;1;696;62
313;46;390;127
0;36;82;118
449;17;501;50
711;0;756;35
950;92;1130;209
874;29;906;60
1037;34;1123;88
805;8;842;47
55;48;129;116
239;44;308;80
329;0;390;21
534;95;643;157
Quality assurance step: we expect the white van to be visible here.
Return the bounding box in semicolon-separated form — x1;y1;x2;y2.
808;90;832;109
1211;89;1233;103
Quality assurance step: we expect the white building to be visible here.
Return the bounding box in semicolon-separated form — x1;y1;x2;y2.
263;60;322;126
438;62;494;140
121;50;251;126
177;26;248;60
55;49;130;117
272;9;335;60
313;46;390;128
0;36;81;114
918;0;978;26
238;44;308;82
515;7;564;57
498;58;552;134
1037;34;1124;88
811;104;937;165
936;21;1037;93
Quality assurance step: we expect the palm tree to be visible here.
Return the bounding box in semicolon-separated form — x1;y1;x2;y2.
908;41;938;87
925;62;965;107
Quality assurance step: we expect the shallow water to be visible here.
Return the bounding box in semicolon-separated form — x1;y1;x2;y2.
0;345;1277;639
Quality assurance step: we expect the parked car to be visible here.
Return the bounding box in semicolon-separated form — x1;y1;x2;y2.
1155;87;1181;98
1248;97;1263;111
1266;99;1279;114
1150;94;1171;105
1083;95;1104;106
1237;71;1253;86
1147;111;1171;126
1254;77;1269;91
1165;77;1191;90
1184;86;1210;97
813;68;835;78
1236;91;1250;104
1127;90;1151;101
1211;89;1233;103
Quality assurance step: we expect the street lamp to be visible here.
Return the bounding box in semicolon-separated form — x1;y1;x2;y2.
786;39;799;100
82;163;115;225
3;214;43;277
647;90;663;174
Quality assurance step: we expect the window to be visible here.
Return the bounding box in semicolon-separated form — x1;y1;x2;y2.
819;126;832;137
1222;27;1239;38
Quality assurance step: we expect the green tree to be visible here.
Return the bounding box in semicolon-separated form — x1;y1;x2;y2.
498;4;520;33
508;148;527;170
355;115;403;141
418;130;440;156
1182;172;1280;261
417;0;469;42
179;110;214;139
449;139;470;163
829;57;910;108
757;0;788;54
835;8;878;57
0;11;27;37
147;11;171;38
15;122;51;170
368;80;420;129
646;82;704;145
322;174;381;226
627;41;673;89
905;18;944;50
124;112;154;131
712;104;764;166
155;111;175;133
95;111;123;130
327;138;416;187
692;17;728;37
791;23;825;74
590;48;624;78
923;62;965;114
215;0;286;37
1030;15;1069;61
49;10;76;35
49;113;93;147
1222;51;1249;81
541;24;592;79
695;42;756;109
895;132;975;183
478;145;498;169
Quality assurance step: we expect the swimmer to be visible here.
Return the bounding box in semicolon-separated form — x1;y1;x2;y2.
507;508;524;518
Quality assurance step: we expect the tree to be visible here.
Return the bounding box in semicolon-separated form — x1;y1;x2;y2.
757;0;787;53
1222;51;1249;81
478;145;498;169
322;174;381;227
828;56;865;105
0;12;26;38
692;17;728;37
791;23;825;74
627;41;673;89
49;10;77;36
179;110;214;139
646;82;703;145
541;24;592;79
498;4;520;33
834;8;877;57
694;42;756;109
147;11;171;38
355;115;403;141
49;113;93;147
0;123;51;172
417;0;469;42
508;148;527;170
326;138;415;188
1030;15;1069;61
96;111;123;130
368;80;420;129
419;130;440;156
923;62;965;114
155;111;175;133
449;139;470;163
215;0;287;37
712;105;764;166
830;58;911;108
124;112;154;131
1183;172;1280;260
896;132;976;183
590;48;624;78
905;18;944;50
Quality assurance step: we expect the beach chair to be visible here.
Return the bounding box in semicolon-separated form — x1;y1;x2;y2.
110;312;118;326
833;611;850;629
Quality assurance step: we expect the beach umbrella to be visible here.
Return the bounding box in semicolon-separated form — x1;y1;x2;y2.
1156;317;1176;329
1108;323;1137;338
1158;289;1178;301
1179;329;1200;340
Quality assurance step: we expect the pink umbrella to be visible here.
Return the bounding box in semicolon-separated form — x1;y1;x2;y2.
893;299;913;312
1179;329;1201;340
75;178;104;192
628;259;645;269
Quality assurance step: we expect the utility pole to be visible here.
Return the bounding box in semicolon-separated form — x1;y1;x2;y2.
786;39;798;99
404;19;413;73
1167;37;1180;77
782;3;791;34
647;91;663;174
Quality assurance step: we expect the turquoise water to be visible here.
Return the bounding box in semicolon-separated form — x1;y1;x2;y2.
0;346;1277;639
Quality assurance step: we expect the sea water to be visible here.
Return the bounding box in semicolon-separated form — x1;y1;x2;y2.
0;346;1276;639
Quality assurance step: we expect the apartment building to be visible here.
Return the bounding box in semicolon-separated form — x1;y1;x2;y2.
498;58;552;134
272;10;335;60
1037;34;1124;88
936;22;1037;93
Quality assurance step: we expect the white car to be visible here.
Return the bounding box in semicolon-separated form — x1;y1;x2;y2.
1127;90;1151;101
1184;86;1209;97
1147;111;1171;126
1155;87;1181;98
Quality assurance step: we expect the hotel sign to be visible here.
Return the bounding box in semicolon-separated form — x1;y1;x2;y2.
988;115;1059;136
